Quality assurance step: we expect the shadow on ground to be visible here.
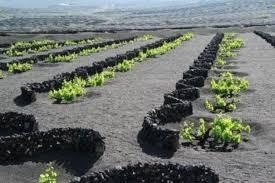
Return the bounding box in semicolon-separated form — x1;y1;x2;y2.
0;151;99;176
137;130;175;159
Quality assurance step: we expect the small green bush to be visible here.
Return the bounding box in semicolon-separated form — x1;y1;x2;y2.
204;95;238;113
7;63;33;73
210;72;249;97
49;77;86;103
214;57;227;69
64;40;78;46
102;69;115;79
5;49;27;57
217;33;244;60
39;164;58;183
180;116;250;149
45;53;78;63
0;70;4;79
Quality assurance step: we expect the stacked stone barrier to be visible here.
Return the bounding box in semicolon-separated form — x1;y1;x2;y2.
18;34;184;104
71;163;219;183
139;33;224;152
254;31;275;47
0;112;38;133
0;36;138;71
0;128;105;161
0;37;99;55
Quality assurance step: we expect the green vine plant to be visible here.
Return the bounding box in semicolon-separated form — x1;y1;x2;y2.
213;33;244;69
44;35;152;63
5;40;57;57
210;72;249;97
204;95;238;113
49;77;86;103
86;69;115;87
115;60;135;72
218;33;244;59
49;70;115;102
179;115;251;151
45;53;78;63
135;34;154;41
0;70;4;79
213;57;227;69
7;63;33;73
39;163;58;183
63;37;100;46
4;38;101;57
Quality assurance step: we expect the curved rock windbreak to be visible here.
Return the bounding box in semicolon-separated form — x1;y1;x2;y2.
72;163;219;183
0;128;105;162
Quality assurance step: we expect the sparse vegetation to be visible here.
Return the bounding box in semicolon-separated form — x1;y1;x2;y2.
48;33;193;103
49;69;116;102
5;49;28;57
0;70;4;79
86;70;115;87
213;33;245;69
4;38;100;57
45;53;78;63
47;35;153;62
115;60;135;72
39;163;58;183
180;116;250;149
49;77;86;103
204;95;238;113
136;35;153;41
7;63;33;73
214;57;227;69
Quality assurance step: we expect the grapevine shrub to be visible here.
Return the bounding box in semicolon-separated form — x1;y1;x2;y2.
4;38;100;57
213;33;245;69
214;58;226;69
136;35;153;41
180;116;251;149
39;164;58;183
7;63;33;73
